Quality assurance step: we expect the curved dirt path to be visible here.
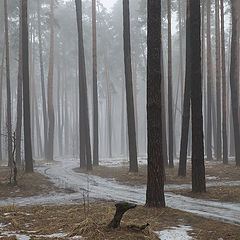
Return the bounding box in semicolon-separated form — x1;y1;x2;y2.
1;158;240;226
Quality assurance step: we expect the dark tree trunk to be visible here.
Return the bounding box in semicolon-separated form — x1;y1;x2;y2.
220;0;228;164
75;0;92;171
22;0;34;173
146;0;165;208
16;3;23;166
92;0;99;166
206;0;213;161
190;0;206;193
4;0;12;166
37;0;48;159
230;0;240;166
215;0;222;161
167;0;174;169
46;0;55;161
178;0;190;177
123;0;138;172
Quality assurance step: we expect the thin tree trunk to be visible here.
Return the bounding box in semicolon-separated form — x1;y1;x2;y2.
75;0;92;170
206;0;213;161
37;0;48;159
178;0;190;177
46;0;55;161
4;0;12;166
22;0;34;173
190;0;206;193
168;0;174;168
92;0;99;166
123;0;138;172
220;0;228;164
215;0;222;161
230;0;240;166
16;4;23;166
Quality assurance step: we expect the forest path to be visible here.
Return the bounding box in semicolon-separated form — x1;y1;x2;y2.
0;158;240;226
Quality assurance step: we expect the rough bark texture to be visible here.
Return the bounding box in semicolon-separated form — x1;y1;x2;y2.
75;0;92;171
206;0;213;161
215;0;222;161
108;202;136;228
123;0;138;172
178;0;190;177
230;0;240;166
92;0;99;166
4;0;12;166
22;0;34;173
190;0;206;193
167;0;174;169
146;0;165;208
46;0;55;161
220;0;228;164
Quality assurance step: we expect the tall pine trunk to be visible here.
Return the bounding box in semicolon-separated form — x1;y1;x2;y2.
92;0;99;166
190;0;206;193
46;0;55;161
146;0;165;208
220;0;228;164
230;0;240;166
167;0;174;168
22;0;33;173
123;0;138;172
4;0;12;166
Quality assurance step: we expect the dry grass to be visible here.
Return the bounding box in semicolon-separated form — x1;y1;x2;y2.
74;160;240;187
0;166;73;199
171;185;240;203
0;202;240;239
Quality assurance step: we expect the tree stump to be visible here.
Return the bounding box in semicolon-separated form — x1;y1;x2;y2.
108;202;137;228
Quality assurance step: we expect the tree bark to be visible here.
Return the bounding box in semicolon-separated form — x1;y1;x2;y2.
46;0;55;161
92;0;99;166
75;0;92;171
123;0;138;172
22;0;34;173
178;0;190;177
146;0;165;208
220;0;228;164
4;0;12;166
167;0;174;168
190;0;206;193
230;0;240;166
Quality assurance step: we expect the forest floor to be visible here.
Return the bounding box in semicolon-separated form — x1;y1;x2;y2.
75;160;240;204
1;202;240;239
0;164;74;200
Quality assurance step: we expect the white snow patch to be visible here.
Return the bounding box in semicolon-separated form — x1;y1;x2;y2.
206;175;218;180
154;225;193;240
36;233;68;238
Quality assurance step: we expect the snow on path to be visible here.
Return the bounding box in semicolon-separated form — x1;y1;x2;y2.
1;158;240;227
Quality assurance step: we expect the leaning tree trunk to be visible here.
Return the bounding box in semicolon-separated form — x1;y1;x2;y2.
220;0;228;164
167;0;174;168
146;0;165;208
178;0;190;177
37;0;48;159
46;0;55;161
190;0;206;193
230;0;240;166
22;0;34;173
75;0;92;171
4;0;12;166
16;3;23;166
123;0;138;172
